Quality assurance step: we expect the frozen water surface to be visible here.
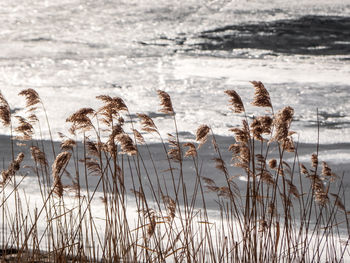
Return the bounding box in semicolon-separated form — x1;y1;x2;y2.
0;0;349;145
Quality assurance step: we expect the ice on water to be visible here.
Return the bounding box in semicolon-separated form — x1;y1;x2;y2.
0;0;349;146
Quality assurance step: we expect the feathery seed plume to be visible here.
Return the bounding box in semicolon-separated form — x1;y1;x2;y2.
311;153;318;168
60;139;76;151
15;116;34;140
116;134;137;156
66;108;94;131
30;146;48;166
224;90;245;113
251;81;272;108
196;124;210;149
300;164;309;175
97;95;128;125
322;161;336;181
162;195;176;220
157;90;174;114
19;89;41;108
1;152;24;185
52;151;72;197
132;129;145;144
0;91;11;126
167;133;181;162
330;193;346;211
228;143;240;154
272;106;294;143
269;159;277;169
183;142;197;157
137;113;158;133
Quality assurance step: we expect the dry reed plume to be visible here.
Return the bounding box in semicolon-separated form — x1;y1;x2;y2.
224;90;245;113
251;81;272;108
1;152;24;185
0;91;11;127
52;151;71;197
196;124;210;148
157;90;174;114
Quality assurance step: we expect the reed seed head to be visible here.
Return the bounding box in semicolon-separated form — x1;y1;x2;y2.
224;90;245;113
272;106;294;143
196;124;210;148
268;159;277;169
213;158;227;174
0;92;11;127
1;152;24;185
97;95;128;125
132;129;145;144
15;116;34;140
116;134;137;156
157;90;174;114
30;146;48;166
52;151;71;197
183;142;197;157
19;89;41;108
60;139;76;151
322;161;336;180
66;108;94;131
258;171;275;185
162;195;176;220
137;113;158;133
330;193;346;211
311;153;318;168
251;81;272;108
52;151;72;178
228;143;240;154
300;164;309;175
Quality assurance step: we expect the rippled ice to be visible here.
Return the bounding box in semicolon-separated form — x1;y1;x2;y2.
0;0;349;144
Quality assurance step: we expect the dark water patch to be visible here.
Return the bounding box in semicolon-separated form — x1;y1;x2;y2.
318;111;346;120
304;121;350;129
194;15;350;55
19;37;109;50
144;16;350;56
21;37;53;42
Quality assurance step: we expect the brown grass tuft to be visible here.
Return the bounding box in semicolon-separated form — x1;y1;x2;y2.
258;171;275;185
52;151;72;197
162;195;176;220
137;113;158;133
251;81;272;108
97;95;128;125
213;158;227;174
268;159;277;169
60;139;76;151
15;116;34;140
66;108;94;131
18;89;41;108
0;91;11;126
167;133;181;162
183;142;197;157
30;146;48;166
322;161;336;181
272;106;294;143
116;134;137;156
230;120;250;144
1;152;24;185
300;164;309;175
224;90;245;113
157;90;174;114
311;153;318;168
330;193;346;211
132;129;145;144
196;125;210;149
